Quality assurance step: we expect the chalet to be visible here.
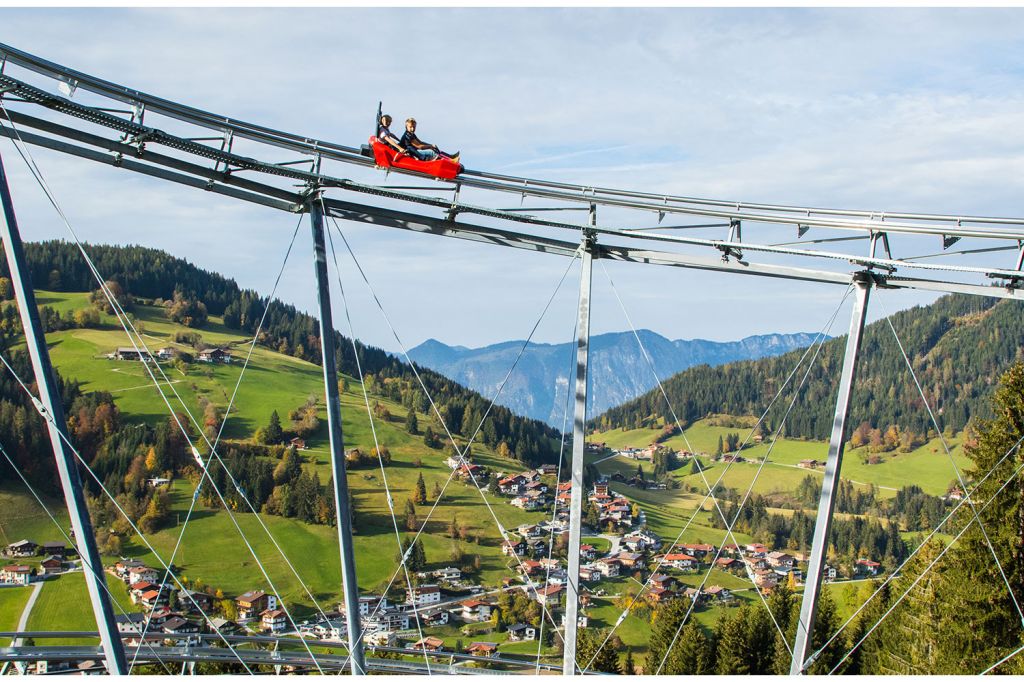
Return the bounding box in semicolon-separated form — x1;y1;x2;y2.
536;584;563;606
538;557;560;572
236;590;277;621
649;587;676;603
457;463;486;480
0;565;32;585
40;556;63;575
744;543;768;557
715;557;738;570
704;585;734;602
466;642;498;657
129;581;159;602
146;477;171;488
4;540;37;558
516;524;542;538
595;558;621;578
767;551;796;568
114;558;145;579
498;475;527;495
41;542;67;558
412;636;445;652
115;613;146;634
417;606;449;626
753;569;779;589
585;441;606;453
147;606;172;626
856;558;882;576
745;556;769;571
444;456;461;470
209;617;242;635
659;552;700;569
124;634;164;650
537;464;558;476
798;459;820;469
511;494;543;510
579;545;597;561
128;566;160;585
507;623;536;642
197;348;232;364
824;565;838;582
406;584;441;606
593;482;609;497
261;609;288;633
433;566;462;581
177;589;212;612
289;437;308;450
459;599;493;622
579;566;601;582
683;587;706;606
163;616;201;639
721;454;744;463
519;559;543;577
155;347;177;360
650;573;678;591
680;543;715;558
520;469;541;483
366;631;395;647
617;552;646;570
139;589;170;609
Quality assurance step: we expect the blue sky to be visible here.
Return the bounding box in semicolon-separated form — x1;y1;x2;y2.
2;8;1024;353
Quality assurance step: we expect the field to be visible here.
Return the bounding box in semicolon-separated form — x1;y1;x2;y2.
0;586;32;635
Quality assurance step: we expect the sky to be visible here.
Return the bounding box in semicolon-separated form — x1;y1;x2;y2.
2;8;1024;353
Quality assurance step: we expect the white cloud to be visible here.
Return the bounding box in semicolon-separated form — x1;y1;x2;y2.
1;8;1022;351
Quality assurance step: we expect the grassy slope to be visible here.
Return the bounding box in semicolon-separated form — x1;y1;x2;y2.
0;587;31;635
11;291;554;623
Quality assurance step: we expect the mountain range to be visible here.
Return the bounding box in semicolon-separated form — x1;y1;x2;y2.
408;330;823;426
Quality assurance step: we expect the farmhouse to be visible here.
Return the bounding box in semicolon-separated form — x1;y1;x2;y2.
112;347;148;362
197;347;232;363
0;565;33;585
704;585;734;602
856;558;882;576
39;556;63;575
4;540;37;558
535;584;563;606
163;616;201;640
41;542;67;558
798;459;821;469
767;551;796;568
680;543;715;558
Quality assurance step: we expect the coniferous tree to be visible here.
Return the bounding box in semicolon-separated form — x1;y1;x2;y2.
405;409;418;435
413;472;428;504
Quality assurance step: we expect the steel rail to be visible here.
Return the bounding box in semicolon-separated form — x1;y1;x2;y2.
3;114;1021;303
3;42;1024;242
4;103;1022;287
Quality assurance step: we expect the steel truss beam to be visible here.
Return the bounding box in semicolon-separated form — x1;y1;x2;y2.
790;276;872;675
3;117;1019;303
0;151;128;675
4;41;1024;241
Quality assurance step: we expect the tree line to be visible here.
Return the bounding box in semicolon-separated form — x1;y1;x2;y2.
597;293;1024;442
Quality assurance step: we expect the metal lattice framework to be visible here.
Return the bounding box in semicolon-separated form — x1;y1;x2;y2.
1;41;1023;676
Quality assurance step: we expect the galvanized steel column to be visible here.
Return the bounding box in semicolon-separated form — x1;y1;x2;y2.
0;151;128;675
790;275;872;674
309;199;364;675
563;219;596;675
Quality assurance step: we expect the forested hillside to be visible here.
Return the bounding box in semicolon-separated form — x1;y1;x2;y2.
597;293;1024;443
0;241;561;469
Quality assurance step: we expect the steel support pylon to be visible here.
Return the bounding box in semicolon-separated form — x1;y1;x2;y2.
309;199;364;675
563;222;596;675
0;151;128;675
790;275;873;674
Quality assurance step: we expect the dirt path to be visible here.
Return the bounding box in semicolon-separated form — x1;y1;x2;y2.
11;581;42;646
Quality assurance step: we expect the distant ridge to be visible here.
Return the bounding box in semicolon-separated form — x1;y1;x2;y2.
409;330;823;426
